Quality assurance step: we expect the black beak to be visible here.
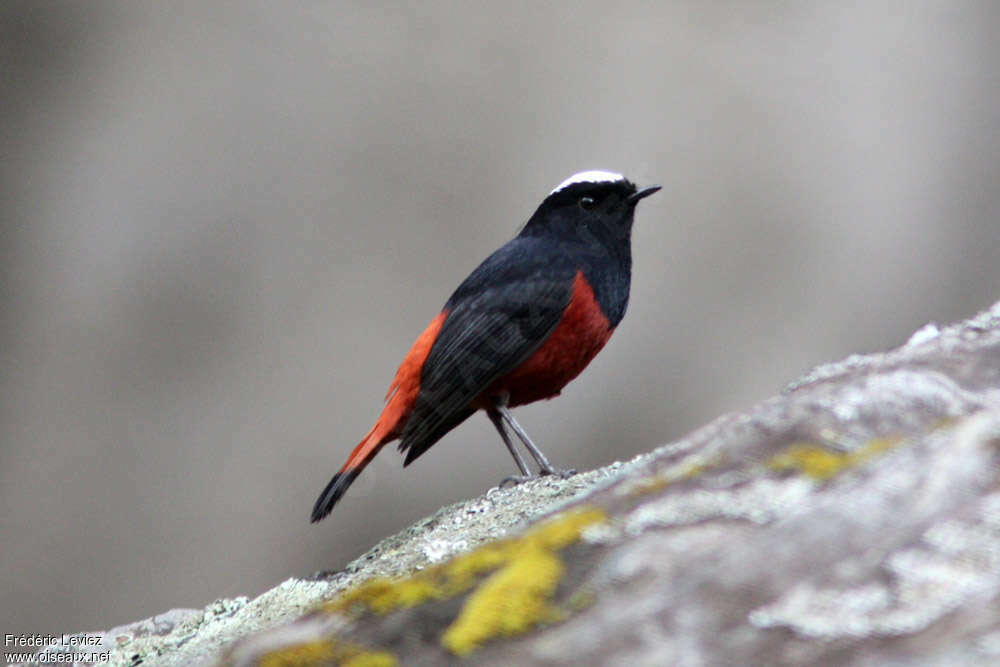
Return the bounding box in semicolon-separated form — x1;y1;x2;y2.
628;185;661;204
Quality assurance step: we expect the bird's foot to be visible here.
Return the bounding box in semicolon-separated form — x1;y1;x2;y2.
540;467;577;479
499;467;576;488
499;474;535;488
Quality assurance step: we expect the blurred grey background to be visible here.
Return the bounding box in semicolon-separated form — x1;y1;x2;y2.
3;1;998;634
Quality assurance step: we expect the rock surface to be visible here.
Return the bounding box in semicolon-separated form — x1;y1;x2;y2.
28;300;1000;666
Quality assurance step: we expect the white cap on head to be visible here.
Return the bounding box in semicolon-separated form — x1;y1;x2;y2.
549;170;626;195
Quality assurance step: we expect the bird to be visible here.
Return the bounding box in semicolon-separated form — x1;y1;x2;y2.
311;170;660;522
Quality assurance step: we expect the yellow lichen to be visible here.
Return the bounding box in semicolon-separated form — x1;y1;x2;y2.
327;542;516;617
255;639;396;667
256;640;335;667
333;576;442;615
624;459;715;497
767;443;845;480
438;507;605;655
439;541;518;595
441;545;564;656
565;587;597;612
322;507;606;656
767;437;902;480
522;507;606;550
341;652;398;667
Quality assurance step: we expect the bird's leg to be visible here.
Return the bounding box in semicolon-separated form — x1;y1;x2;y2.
487;407;532;487
495;397;576;480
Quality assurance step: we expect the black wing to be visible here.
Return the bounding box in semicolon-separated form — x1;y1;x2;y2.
398;238;576;465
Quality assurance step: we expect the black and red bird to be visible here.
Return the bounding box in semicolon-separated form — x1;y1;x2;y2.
311;170;659;522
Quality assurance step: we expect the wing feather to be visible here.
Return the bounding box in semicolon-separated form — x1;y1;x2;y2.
398;241;576;464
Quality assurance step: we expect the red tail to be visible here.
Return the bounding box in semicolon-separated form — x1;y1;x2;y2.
311;311;447;521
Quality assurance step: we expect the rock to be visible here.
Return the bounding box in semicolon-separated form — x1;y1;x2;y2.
35;300;1000;666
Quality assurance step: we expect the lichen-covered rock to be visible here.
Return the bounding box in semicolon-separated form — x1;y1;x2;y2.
39;300;1000;666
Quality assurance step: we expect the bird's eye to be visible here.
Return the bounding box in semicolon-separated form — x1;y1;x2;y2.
579;196;596;210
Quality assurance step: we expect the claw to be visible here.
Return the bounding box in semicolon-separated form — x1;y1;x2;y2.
540;467;577;479
497;475;538;489
499;474;535;488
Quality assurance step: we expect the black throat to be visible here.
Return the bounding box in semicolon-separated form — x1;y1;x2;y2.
519;212;634;328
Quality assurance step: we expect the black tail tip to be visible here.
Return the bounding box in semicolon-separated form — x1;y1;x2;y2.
310;469;361;523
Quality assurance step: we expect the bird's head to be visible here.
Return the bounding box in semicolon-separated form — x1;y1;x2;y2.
520;170;660;243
